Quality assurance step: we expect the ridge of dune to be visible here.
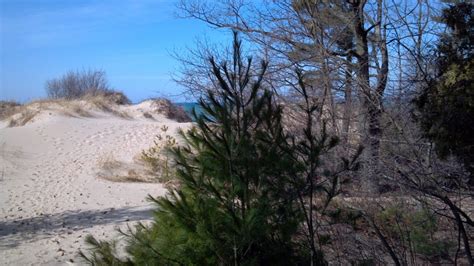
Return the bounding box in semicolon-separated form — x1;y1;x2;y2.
1;97;191;128
0;102;192;265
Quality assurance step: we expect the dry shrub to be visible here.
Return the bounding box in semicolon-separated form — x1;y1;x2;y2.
82;94;131;119
7;109;39;127
4;99;62;126
45;69;132;105
98;153;122;172
0;101;22;120
149;98;191;122
70;104;92;117
58;102;93;118
96;91;130;105
97;153;154;183
143;112;153;119
320;197;457;265
140;125;178;184
81;91;130;105
374;204;453;261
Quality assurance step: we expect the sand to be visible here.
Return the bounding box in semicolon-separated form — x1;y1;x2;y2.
0;104;191;265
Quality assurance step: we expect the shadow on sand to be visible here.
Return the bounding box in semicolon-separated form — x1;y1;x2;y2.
0;206;154;249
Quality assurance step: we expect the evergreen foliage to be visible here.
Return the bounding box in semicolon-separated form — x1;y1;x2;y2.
376;205;452;259
81;32;300;265
415;2;474;184
80;32;359;265
145;32;303;265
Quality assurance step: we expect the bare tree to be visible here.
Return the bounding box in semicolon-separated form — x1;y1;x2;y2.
175;0;474;263
176;0;451;194
45;69;112;99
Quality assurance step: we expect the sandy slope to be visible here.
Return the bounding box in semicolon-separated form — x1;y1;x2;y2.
0;110;191;265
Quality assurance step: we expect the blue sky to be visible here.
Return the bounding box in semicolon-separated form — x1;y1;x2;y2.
0;0;227;103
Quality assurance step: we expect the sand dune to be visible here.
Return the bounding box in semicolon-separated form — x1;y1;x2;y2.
0;102;191;265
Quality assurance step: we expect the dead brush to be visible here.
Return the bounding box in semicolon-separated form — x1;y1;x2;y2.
96;153;154;183
58;102;93;117
140;125;177;183
97;153;122;172
143;112;154;119
70;104;93;117
7;109;40;127
0;101;22;120
85;95;131;119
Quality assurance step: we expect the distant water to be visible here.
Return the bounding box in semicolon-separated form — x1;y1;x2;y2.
175;102;204;121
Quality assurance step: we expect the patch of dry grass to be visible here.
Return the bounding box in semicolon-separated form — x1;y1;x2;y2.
139;126;177;182
95;128;181;186
84;95;131;119
7;109;40;127
3;94;133;127
96;153;156;183
81;91;131;105
57;102;93;118
146;98;191;122
2;99;92;127
0;101;22;120
143;112;154;119
70;104;93;117
2;94;190;128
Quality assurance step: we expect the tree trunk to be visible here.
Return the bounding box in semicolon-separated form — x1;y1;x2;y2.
342;55;353;146
350;1;381;193
350;0;388;193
